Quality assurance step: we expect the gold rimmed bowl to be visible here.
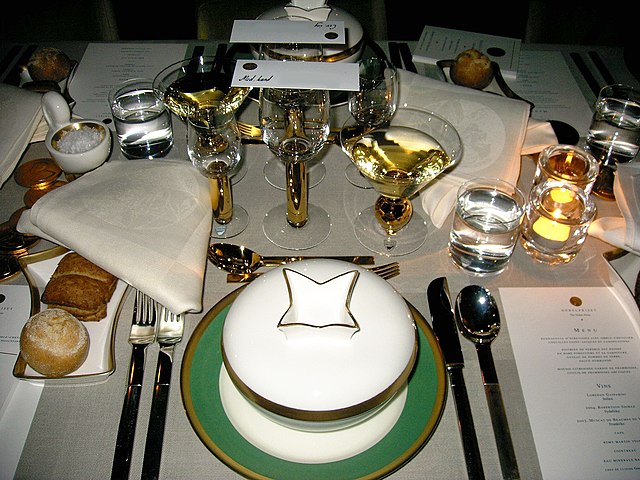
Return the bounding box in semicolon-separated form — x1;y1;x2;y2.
220;259;418;432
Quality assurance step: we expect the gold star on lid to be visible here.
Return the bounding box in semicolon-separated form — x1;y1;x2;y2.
277;268;361;343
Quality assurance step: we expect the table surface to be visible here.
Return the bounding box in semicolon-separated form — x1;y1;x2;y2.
1;39;638;480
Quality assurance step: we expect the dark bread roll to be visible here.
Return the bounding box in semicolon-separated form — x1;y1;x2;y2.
27;47;74;83
20;308;90;377
450;48;494;90
41;252;117;321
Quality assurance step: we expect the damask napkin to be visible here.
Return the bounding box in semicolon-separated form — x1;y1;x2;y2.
397;70;555;228
0;84;43;187
17;159;213;314
589;162;640;256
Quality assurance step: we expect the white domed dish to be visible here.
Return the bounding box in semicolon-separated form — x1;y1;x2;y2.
219;364;408;463
221;259;417;430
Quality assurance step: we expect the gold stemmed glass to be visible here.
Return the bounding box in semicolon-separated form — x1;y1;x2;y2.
258;36;327;191
260;87;331;250
340;107;462;256
187;110;248;239
345;57;399;189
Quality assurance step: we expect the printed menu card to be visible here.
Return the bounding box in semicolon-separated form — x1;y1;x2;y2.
500;286;640;479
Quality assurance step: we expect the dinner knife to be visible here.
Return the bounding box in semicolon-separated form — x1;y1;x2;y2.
427;277;485;480
141;306;184;480
111;291;157;480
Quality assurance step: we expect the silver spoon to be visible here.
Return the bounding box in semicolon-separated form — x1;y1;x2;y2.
455;285;520;480
208;243;375;274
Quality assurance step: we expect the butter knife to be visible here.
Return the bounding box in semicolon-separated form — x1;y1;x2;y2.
427;277;485;480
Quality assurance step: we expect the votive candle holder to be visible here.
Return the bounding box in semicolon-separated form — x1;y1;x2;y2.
520;179;597;265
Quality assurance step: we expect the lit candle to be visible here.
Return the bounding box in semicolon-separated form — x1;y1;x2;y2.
532;212;570;243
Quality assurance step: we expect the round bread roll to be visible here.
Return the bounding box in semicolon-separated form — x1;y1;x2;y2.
27;47;74;83
20;308;90;377
450;48;494;90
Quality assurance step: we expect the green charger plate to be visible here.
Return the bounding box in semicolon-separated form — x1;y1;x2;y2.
181;288;447;480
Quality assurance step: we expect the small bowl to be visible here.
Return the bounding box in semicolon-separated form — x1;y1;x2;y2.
221;259;418;432
42;91;111;175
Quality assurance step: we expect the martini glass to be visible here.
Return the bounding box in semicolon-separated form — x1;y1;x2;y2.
187;110;248;239
258;38;327;190
340;107;462;256
260;87;331;250
345;57;399;189
153;55;251;184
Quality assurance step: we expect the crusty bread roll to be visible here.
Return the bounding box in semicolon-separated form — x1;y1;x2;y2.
27;47;74;83
20;308;90;377
450;48;494;90
41;252;117;322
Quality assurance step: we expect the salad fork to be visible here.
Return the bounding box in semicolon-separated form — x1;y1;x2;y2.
111;290;157;480
141;304;185;480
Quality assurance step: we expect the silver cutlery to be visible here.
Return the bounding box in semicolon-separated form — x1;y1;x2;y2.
226;261;400;283
209;243;375;275
456;285;520;480
111;290;157;480
427;277;485;480
141;304;184;480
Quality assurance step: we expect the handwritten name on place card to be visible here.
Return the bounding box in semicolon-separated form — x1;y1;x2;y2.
231;60;358;91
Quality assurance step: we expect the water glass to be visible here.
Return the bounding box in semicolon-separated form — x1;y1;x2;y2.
534;144;599;193
449;178;525;275
109;78;173;159
520;180;597;265
585;84;640;199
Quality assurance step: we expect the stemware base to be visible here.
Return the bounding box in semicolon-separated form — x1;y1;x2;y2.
354;206;428;256
344;163;372;189
231;160;248;185
263;204;331;250
264;158;326;190
210;205;249;239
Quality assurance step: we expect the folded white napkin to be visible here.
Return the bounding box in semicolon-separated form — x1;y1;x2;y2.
0;84;44;187
17;160;213;314
396;70;557;228
589;162;640;256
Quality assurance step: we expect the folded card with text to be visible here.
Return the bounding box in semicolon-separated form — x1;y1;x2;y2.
413;25;521;79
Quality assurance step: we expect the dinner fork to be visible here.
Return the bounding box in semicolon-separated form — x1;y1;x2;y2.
140;303;185;480
226;261;401;283
111;290;157;480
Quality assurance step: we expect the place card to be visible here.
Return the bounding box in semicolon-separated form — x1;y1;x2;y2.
500;285;640;479
0;284;30;355
412;25;521;79
231;60;358;91
230;20;345;45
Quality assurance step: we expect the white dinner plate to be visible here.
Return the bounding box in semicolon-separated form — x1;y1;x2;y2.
219;364;408;464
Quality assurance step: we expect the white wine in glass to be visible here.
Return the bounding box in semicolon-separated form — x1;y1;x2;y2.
341;108;462;256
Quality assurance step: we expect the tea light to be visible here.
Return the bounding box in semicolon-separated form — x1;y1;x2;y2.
534;144;599;193
521;180;596;265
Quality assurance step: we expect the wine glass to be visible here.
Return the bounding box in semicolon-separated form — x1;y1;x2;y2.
153;55;250;184
187;110;249;239
345;57;399;189
260;87;331;250
258;36;327;191
340;107;462;256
